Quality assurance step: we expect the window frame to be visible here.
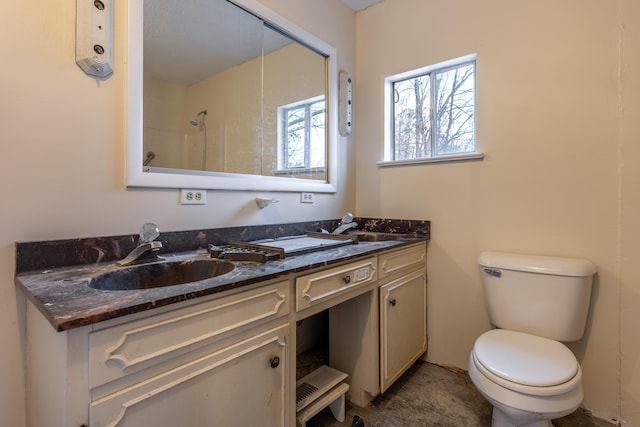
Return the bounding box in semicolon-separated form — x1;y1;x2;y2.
276;95;326;174
380;53;483;166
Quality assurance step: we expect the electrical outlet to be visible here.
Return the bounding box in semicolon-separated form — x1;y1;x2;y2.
300;192;314;204
180;189;206;205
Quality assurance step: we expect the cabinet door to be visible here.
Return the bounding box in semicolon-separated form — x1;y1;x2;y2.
380;270;427;392
89;281;289;389
90;324;289;427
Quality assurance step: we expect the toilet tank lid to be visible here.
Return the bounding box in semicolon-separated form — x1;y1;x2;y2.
478;251;596;277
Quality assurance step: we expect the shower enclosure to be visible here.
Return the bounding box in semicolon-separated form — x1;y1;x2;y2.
142;109;210;171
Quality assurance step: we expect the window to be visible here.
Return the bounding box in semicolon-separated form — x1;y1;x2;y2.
278;96;326;173
384;55;479;164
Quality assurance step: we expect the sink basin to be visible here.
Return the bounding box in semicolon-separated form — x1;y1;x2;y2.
87;259;235;291
350;232;419;242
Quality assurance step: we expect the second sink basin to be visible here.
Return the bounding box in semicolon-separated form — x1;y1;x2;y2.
350;232;419;242
87;259;235;291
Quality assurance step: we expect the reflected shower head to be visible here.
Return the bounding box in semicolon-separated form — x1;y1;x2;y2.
190;110;207;126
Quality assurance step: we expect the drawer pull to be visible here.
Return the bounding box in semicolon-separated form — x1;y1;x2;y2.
270;356;280;369
389;298;397;307
342;275;351;285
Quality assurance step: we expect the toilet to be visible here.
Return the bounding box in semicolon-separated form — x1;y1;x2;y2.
469;251;596;427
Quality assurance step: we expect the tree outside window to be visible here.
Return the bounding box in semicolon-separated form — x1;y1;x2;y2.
391;60;475;161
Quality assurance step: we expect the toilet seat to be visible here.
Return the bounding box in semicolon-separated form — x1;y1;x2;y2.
472;329;580;396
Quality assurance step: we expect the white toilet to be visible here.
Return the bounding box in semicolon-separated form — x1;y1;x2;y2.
469;251;596;427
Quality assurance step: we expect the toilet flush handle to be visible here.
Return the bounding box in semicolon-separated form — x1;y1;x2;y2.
483;268;502;278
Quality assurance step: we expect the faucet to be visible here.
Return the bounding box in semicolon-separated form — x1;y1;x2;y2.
332;213;359;235
117;223;163;266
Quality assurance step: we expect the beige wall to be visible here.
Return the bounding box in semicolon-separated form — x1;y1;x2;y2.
355;0;637;424
620;0;640;424
0;1;355;425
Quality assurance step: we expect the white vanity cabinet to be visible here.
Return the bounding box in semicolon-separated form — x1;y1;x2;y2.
24;241;429;426
26;280;291;427
378;243;428;392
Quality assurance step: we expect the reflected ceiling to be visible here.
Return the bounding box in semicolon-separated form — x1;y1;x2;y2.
341;0;385;11
144;0;290;85
145;0;386;85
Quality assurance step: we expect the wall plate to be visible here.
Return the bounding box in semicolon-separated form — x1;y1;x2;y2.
180;189;206;205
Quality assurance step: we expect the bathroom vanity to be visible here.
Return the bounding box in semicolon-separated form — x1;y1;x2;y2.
17;219;429;427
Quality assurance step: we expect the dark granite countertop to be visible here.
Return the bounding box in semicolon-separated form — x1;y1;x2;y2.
15;218;430;332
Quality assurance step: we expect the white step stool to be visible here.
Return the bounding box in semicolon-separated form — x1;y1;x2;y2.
296;365;350;427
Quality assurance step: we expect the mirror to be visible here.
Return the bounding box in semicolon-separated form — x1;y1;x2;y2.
126;0;338;192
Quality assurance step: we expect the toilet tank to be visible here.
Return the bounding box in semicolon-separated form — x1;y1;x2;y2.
478;251;596;342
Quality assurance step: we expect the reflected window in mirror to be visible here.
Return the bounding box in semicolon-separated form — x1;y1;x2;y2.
277;96;325;178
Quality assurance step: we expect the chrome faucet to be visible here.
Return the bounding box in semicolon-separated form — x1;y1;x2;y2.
332;213;359;234
117;223;163;266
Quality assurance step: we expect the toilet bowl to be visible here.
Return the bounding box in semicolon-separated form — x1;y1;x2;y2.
470;252;596;427
469;329;582;427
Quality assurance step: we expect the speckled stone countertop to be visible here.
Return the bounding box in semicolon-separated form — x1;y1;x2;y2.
15;218;429;332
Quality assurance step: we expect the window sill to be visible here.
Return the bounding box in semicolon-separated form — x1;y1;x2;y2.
377;152;484;167
274;167;325;176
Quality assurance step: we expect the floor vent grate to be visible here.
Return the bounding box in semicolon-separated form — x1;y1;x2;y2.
295;365;348;413
296;382;319;405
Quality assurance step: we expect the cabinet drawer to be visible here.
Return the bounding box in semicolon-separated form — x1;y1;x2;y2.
378;244;426;280
295;257;377;311
89;280;289;389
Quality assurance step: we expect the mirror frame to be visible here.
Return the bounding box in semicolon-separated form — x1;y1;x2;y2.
126;0;338;192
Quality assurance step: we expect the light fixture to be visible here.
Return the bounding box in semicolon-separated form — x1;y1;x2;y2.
76;0;114;78
339;71;353;136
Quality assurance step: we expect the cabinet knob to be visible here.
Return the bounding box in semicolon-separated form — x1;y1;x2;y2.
389;298;397;306
343;275;351;284
269;356;280;368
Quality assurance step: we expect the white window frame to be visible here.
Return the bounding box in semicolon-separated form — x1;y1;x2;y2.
380;53;483;166
276;95;326;174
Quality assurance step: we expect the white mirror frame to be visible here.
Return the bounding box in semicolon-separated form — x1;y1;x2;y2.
126;0;338;192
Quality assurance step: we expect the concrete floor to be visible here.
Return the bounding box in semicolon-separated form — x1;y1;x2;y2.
305;360;616;427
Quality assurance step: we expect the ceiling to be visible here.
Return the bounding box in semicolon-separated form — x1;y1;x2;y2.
341;0;385;11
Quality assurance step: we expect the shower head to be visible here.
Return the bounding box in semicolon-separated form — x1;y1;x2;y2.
189;110;207;126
